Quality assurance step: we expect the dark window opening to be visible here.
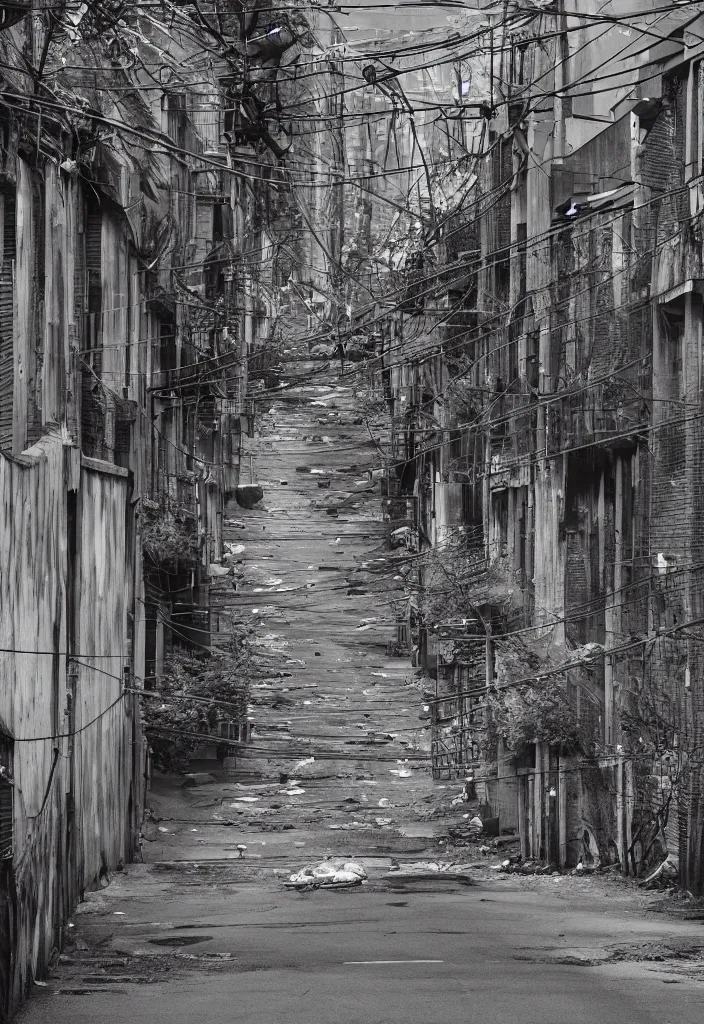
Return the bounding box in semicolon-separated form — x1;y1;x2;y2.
0;733;13;861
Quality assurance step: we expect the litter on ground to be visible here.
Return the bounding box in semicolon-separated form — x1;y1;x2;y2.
285;860;368;889
292;757;316;771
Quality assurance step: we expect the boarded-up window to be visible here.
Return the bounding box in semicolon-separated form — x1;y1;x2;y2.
195;199;213;251
80;206;104;458
492;490;509;555
167;93;187;151
213;201;233;241
0;190;16;450
159;319;176;375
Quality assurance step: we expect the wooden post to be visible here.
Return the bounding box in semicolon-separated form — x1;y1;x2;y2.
518;774;527;859
544;745;551;863
533;743;542;858
624;757;634;876
558;758;568;868
616;755;624;871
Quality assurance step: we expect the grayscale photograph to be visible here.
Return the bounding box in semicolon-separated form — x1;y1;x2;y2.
1;1;703;1022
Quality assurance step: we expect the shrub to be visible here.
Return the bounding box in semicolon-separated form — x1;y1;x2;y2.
143;644;251;774
141;499;199;571
485;680;584;758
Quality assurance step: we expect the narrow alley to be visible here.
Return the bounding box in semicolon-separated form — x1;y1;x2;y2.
6;5;704;1023
16;369;704;1024
143;362;437;866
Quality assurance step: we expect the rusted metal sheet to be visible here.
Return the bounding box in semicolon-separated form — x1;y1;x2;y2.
552;114;633;211
0;438;138;1016
0;437;69;1011
74;463;133;891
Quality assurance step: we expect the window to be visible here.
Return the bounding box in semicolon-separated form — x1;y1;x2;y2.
492;490;509;559
0;733;13;861
0;188;15;450
80;203;105;458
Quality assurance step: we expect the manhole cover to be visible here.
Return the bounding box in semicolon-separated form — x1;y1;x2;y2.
148;936;213;947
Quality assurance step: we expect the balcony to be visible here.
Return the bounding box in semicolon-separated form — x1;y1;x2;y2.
150;353;237;396
546;370;649;457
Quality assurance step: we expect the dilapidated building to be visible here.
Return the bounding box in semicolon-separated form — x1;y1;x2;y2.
0;6;262;1017
386;2;704;894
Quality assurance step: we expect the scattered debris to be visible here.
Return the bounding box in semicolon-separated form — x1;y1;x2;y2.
640;853;679;889
446;815;484;844
285;860;368;889
382;862;476;886
209;563;231;577
497;857;555;875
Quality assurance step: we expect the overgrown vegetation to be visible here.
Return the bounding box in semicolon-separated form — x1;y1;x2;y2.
485;680;584;758
141;499;200;572
480;641;587;757
143;638;252;773
355;383;387;425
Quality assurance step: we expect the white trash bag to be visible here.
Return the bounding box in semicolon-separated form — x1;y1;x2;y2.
285;859;368;889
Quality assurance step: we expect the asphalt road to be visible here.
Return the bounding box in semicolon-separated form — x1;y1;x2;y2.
17;870;704;1023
